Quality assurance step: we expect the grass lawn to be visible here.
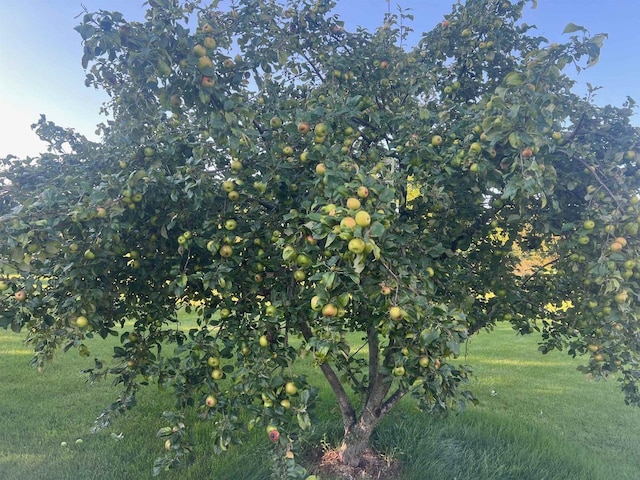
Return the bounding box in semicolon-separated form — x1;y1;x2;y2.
1;319;639;480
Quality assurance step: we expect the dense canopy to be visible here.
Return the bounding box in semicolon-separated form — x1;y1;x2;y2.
1;0;638;476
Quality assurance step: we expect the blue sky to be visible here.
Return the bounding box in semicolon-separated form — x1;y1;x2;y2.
1;0;638;158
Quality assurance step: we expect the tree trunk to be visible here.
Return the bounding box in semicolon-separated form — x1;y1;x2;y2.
338;417;377;467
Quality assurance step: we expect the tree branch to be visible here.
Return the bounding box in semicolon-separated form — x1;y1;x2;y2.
300;321;356;429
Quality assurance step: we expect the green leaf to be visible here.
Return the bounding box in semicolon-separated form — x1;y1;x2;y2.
563;23;586;34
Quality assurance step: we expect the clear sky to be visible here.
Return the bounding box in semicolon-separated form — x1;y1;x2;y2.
1;0;638;158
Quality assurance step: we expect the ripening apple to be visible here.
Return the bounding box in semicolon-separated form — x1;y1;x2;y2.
219;245;233;257
224;219;237;231
193;44;207;57
614;291;628;304
380;285;391;295
521;148;533;158
614;237;627;248
265;305;277;316
348;238;366;254
227;190;239;201
315;163;326;175
431;135;443;147
201;75;215;88
392;366;405;377
223;58;235;68
205;395;217;407
207;356;220;367
211;368;223;380
322;303;338;317
203;36;216;49
346;197;361;210
280;399;291;409
609;241;623;252
583;220;595;230
198;56;213;70
357;186;369;198
340;216;356;230
96;207;107;218
389;306;404;321
418;356;430;368
0;281;8;291
84;249;96;260
259;335;269;347
355;211;371;227
298;121;310;134
283;146;294;156
294;269;306;282
267;428;280;443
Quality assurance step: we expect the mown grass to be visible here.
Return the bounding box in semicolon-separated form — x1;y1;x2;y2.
1;319;639;480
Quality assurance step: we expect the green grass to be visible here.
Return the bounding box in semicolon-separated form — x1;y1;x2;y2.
1;321;639;480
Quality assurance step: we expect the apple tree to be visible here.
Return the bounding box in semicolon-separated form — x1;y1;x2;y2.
1;0;639;476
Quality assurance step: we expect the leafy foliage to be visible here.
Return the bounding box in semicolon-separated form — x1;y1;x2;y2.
1;0;638;476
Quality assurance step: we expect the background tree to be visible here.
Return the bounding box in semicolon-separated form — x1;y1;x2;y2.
1;0;638;476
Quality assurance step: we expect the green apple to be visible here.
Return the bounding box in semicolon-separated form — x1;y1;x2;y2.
469;142;482;154
284;382;298;395
314;123;328;137
76;316;89;328
270;117;282;128
355;211;371;227
348;238;366;254
310;296;323;311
